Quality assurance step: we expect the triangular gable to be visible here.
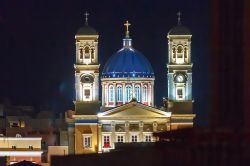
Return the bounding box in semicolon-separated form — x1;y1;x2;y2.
98;101;171;118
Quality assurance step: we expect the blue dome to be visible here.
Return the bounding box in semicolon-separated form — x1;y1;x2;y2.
102;39;154;78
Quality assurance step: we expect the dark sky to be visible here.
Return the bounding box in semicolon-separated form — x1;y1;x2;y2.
0;0;209;125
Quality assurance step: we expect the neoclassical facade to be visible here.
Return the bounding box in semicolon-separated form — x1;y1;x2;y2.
66;13;195;154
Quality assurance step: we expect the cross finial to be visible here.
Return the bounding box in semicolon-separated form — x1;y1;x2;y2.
124;20;131;37
177;11;181;25
84;11;89;25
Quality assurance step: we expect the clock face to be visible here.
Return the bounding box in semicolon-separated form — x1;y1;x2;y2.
176;74;185;83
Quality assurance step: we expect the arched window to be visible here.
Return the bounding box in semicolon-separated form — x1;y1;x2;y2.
126;85;132;102
117;86;122;102
91;48;94;59
79;48;83;59
105;85;108;103
173;47;176;59
84;47;90;59
176;45;184;64
142;85;148;102
109;85;114;102
177;45;183;54
135;85;140;102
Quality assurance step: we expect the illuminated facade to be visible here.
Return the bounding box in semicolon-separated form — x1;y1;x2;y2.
66;12;195;154
0;136;42;164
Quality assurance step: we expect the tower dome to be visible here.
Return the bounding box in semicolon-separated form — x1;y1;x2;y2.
102;22;154;78
102;46;154;78
168;12;191;36
76;12;98;35
101;21;155;108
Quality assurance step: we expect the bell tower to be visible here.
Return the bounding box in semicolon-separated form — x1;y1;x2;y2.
74;12;100;102
167;12;193;114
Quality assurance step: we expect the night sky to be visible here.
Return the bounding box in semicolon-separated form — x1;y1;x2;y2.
0;0;209;125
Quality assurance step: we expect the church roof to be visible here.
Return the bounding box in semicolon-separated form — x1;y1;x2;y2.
102;38;154;78
168;25;191;35
168;12;191;36
76;25;98;35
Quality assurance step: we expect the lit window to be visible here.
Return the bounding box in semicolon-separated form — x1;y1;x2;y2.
83;135;92;148
126;86;132;102
116;135;124;143
105;85;108;103
84;47;90;59
135;85;140;102
109;85;114;102
10;121;20;128
176;45;184;64
117;86;122;102
103;135;110;148
131;135;138;142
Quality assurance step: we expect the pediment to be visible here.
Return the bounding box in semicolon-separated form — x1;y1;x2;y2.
98;102;171;118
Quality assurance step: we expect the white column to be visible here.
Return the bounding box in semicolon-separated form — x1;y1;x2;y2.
132;82;135;99
107;82;109;106
95;73;99;101
81;83;84;101
98;124;102;153
125;121;129;142
151;81;154;106
101;83;104;106
114;83;116;107
148;83;151;106
139;121;144;142
140;83;143;102
111;121;115;149
76;41;79;64
123;82;126;104
75;73;81;101
91;83;94;101
94;41;98;64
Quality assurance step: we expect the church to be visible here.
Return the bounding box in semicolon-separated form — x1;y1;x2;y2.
65;12;195;154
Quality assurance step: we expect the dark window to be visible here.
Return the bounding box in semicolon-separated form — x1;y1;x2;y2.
177;89;183;98
177;46;183;53
80;48;83;59
85;89;90;98
85;47;90;59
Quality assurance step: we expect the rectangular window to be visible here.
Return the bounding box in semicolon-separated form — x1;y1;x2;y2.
117;135;124;143
10;121;20;128
131;135;138;142
145;135;152;142
176;87;184;100
29;145;33;150
83;135;92;148
84;89;90;99
177;89;183;96
103;135;110;148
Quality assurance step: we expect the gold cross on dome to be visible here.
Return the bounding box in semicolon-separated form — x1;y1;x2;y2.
124;20;131;37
